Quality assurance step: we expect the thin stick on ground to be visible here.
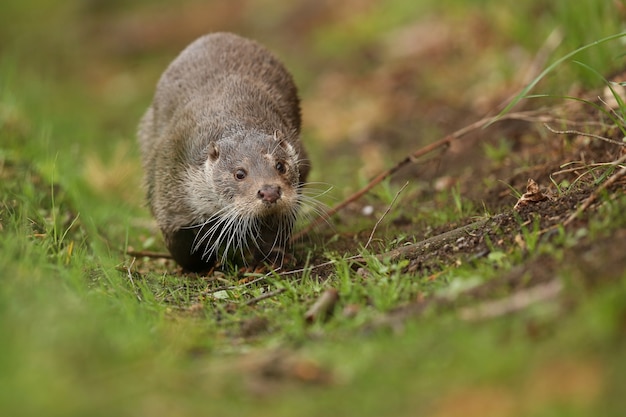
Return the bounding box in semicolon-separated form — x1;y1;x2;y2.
203;275;271;295
244;288;287;306
294;110;548;240
126;257;142;302
563;153;626;226
544;123;626;147
304;288;339;323
126;249;172;259
280;215;504;275
459;280;563;321
363;181;409;250
551;161;625;177
361;213;507;264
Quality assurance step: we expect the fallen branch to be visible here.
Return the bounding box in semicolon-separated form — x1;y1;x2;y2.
363;181;409;250
293;111;548;240
544;123;626;147
125;257;143;302
354;213;507;264
563;152;626;226
126;249;172;259
202;275;270;295
244;288;287;306
304;288;339;323
551;161;626;177
459;280;563;321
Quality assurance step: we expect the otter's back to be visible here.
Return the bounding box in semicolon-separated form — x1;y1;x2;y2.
150;32;301;137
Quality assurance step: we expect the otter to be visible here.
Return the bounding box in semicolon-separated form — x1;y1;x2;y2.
138;32;310;271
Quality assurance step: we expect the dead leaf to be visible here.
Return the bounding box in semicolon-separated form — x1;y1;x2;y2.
514;178;548;210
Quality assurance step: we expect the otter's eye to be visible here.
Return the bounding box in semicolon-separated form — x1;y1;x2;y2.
234;169;247;181
275;161;286;174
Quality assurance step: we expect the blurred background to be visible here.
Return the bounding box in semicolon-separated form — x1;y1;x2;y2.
2;0;624;217
1;2;626;416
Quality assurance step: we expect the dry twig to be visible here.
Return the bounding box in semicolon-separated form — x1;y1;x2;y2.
202;275;270;295
563;152;626;226
544;123;626;147
354;214;507;264
294;111;546;240
459;280;563;321
304;288;339;323
126;249;172;259
363;181;409;250
244;288;287;306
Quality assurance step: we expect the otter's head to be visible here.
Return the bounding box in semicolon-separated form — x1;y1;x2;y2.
181;130;302;265
183;129;302;222
212;131;301;215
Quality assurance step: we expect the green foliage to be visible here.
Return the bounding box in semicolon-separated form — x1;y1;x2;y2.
1;0;626;416
483;137;514;164
493;31;626;122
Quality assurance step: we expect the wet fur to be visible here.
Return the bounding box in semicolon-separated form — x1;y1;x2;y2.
138;33;309;271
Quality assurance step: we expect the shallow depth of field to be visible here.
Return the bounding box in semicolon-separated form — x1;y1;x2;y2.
1;1;625;416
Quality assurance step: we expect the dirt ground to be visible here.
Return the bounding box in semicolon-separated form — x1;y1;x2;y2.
2;3;626;415
108;7;626;314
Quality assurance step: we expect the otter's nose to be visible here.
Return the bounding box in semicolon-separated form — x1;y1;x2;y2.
257;184;282;204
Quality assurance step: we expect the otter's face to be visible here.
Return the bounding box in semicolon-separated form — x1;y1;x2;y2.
206;132;301;218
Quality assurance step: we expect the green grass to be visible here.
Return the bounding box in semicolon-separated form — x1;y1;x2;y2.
1;0;626;416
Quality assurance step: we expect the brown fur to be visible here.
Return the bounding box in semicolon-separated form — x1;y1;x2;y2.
138;32;309;271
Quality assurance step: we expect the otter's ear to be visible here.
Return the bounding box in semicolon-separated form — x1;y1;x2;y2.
273;131;289;148
207;142;219;161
